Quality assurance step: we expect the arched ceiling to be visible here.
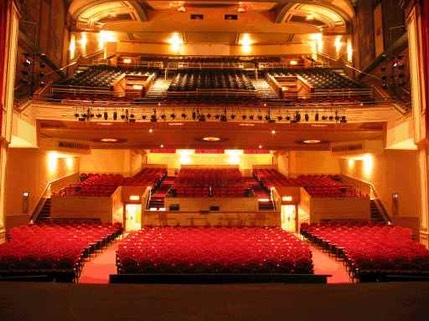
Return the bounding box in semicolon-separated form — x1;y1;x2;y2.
68;1;355;45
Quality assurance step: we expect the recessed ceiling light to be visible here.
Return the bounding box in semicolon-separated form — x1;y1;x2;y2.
310;124;328;128
271;130;276;135
160;144;164;148
97;122;113;126
203;136;221;142
148;128;153;133
100;138;119;143
303;139;322;144
168;122;184;126
239;123;255;127
258;145;263;149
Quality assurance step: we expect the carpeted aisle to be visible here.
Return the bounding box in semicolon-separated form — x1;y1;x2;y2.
79;241;120;284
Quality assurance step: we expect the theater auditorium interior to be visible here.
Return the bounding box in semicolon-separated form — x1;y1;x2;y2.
1;0;429;320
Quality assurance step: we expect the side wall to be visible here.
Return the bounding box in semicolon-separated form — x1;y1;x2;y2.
5;148;79;219
339;150;420;218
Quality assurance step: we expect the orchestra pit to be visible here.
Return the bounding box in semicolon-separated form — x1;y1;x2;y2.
1;1;429;320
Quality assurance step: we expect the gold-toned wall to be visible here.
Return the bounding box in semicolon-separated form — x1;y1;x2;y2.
5;148;79;217
339;150;420;218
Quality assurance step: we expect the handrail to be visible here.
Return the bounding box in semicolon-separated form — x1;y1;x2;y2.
341;175;392;223
29;183;52;223
29;173;80;223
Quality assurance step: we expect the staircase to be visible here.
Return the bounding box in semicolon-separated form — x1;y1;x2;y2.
37;198;52;222
144;79;170;100
370;199;385;222
251;79;279;100
147;176;176;210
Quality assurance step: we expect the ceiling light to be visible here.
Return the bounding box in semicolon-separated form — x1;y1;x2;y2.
100;138;119;143
168;122;184;126
148;128;153;133
239;123;255;127
123;58;132;64
271;130;276;135
203;136;221;142
303;139;322;144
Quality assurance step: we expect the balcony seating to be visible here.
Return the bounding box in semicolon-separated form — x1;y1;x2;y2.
0;222;122;282
301;222;429;282
122;168;167;187
253;169;364;198
171;168;257;198
55;174;125;197
116;227;313;275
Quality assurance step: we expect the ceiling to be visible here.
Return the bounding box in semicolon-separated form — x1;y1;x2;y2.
68;1;355;45
38;119;385;150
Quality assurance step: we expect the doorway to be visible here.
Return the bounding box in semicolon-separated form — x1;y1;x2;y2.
281;204;297;232
125;204;142;231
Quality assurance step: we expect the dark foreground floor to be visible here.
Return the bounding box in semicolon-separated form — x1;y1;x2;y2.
1;282;429;321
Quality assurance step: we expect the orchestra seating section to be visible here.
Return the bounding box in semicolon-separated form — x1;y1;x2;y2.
300;222;429;282
253;169;363;198
116;227;313;275
0;222;122;282
55;168;167;197
170;168;257;198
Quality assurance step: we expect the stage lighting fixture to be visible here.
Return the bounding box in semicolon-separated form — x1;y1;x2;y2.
304;113;309;122
249;115;254;120
206;113;212;119
220;115;227;122
230;114;236;120
285;115;291;121
329;115;334;121
113;112;118;120
315;113;319;121
96;113;102;118
295;111;301;122
181;113;187;119
277;116;283;121
340;116;347;123
23;59;31;67
198;114;206;121
104;112;108;120
242;115;247;120
322;115;328;121
74;113;79;118
151;115;157;122
192;111;197;120
215;114;220;120
142;115;147;120
170;113;176;119
120;113;126;120
161;114;166;120
257;115;263;121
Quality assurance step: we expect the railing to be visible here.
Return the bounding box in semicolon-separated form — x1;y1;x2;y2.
29;173;80;223
341;175;392;223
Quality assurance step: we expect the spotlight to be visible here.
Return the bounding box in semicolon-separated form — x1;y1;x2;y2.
74;113;79;118
129;113;135;119
220;115;227;122
329;115;334;121
285;115;291;121
181;113;187;119
277;116;283;121
142;115;147;120
23;59;31;67
295;111;301;122
230;114;236;120
151;115;157;122
206;113;212;119
265;114;271;121
215;114;220;120
96;113;102;118
198;114;206;121
192;111;197;120
304;113;309;122
322;115;328;121
249;115;254;120
242;115;247;120
340;116;347;123
170;113;176;119
120;113;126;120
113;112;118;120
161;114;166;120
103;112;108;120
257;115;263;121
315;113;319;121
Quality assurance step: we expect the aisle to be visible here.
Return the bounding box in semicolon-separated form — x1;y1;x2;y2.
309;243;353;284
79;241;119;284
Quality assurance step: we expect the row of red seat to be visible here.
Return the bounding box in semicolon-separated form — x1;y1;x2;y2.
117;227;313;274
253;169;364;198
300;222;429;282
0;222;122;282
56;168;167;197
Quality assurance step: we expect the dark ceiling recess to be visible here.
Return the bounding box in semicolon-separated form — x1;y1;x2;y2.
224;14;238;20
191;14;204;20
